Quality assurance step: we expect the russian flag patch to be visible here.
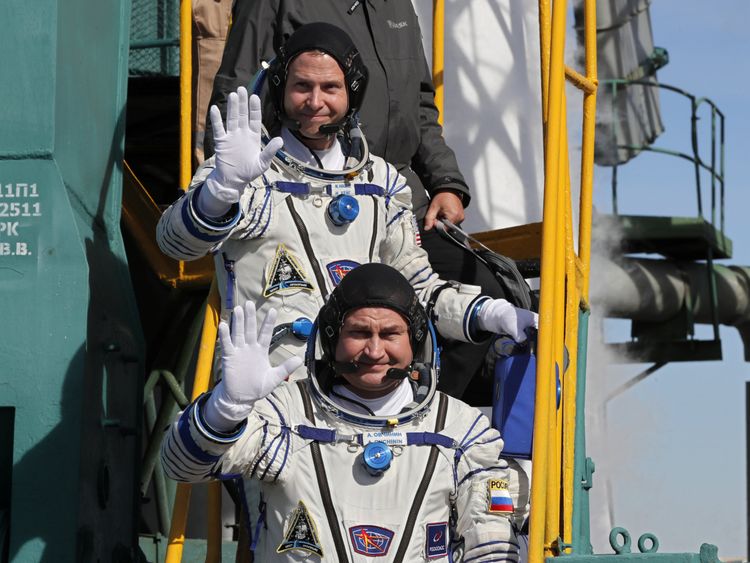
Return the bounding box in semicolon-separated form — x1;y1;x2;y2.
487;478;513;513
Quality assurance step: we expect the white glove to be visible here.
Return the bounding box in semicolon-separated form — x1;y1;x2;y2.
476;298;538;343
203;301;303;432
198;87;284;217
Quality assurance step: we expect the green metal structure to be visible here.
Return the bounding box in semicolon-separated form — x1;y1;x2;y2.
0;0;144;561
600;79;733;365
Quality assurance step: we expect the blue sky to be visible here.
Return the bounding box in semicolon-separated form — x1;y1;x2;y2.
590;1;750;557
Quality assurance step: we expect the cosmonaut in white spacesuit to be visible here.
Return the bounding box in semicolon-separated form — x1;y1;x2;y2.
156;22;537;373
162;263;528;561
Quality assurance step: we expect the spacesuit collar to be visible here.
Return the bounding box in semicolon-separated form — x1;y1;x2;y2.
265;121;371;183
330;377;414;417
305;323;440;428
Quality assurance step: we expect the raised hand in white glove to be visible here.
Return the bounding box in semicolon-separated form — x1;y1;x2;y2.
198;86;284;217
476;298;538;343
203;301;304;432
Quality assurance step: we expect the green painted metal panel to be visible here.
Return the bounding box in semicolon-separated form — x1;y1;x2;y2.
0;3;56;156
596;215;733;260
572;310;593;555
0;0;143;561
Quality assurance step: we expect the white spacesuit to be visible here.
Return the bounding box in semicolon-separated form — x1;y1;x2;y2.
162;263;526;561
156;23;536;372
157;129;486;364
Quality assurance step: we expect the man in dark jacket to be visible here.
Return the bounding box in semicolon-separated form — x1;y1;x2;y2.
202;1;507;399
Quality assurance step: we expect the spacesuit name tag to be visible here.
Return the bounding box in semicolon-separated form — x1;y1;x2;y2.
328;183;356;197
362;431;407;446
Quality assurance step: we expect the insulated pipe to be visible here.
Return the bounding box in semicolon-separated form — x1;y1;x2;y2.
592;256;750;358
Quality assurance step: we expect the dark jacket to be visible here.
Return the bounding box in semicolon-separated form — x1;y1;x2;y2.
205;0;470;215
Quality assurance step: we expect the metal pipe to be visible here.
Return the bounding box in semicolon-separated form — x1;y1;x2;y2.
605;362;667;403
538;0;551;126
578;0;598;303
140;299;207;497
720;113;726;234
179;0;192;190
432;0;445;126
145;393;171;535
711;106;717;227
690;98;703;217
592;256;750;358
564;66;596;95
593;257;750;324
544;107;569;552
529;0;568;557
562;145;580;550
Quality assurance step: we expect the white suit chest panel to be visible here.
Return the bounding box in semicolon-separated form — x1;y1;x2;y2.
259;405;455;561
213;190;387;350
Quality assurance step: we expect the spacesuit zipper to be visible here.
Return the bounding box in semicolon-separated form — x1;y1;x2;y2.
296;380;350;560
392;393;449;562
285;197;329;298
368;197;378;262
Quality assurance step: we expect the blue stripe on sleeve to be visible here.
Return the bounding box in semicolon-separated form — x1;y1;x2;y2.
181;192;238;242
176;407;223;464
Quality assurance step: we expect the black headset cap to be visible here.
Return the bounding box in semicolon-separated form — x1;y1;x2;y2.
317;263;428;360
267;22;369;132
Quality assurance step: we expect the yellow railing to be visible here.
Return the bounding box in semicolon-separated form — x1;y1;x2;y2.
432;0;445;126
528;0;597;561
165;280;222;562
165;3;227;561
179;0;192;190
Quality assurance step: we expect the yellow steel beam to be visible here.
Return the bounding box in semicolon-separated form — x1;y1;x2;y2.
529;0;569;558
432;0;445;125
563;0;598;543
538;0;551;126
564;65;597;95
530;0;596;556
166;280;221;563
180;0;192;190
544;108;569;554
561;126;581;551
578;0;598;301
122;161;214;289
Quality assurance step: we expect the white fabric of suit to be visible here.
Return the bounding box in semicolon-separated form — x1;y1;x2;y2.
157;138;488;374
162;379;523;562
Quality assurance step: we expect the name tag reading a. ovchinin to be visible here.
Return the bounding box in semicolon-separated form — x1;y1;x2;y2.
362;431;407;446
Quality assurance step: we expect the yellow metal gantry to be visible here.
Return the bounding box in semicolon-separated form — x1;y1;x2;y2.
162;0;598;559
528;0;597;561
430;4;597;556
